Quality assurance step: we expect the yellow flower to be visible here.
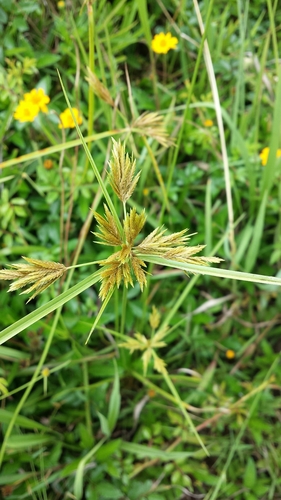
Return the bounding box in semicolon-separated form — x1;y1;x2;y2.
42;367;50;377
13;100;39;123
259;147;281;166
225;349;235;360
151;32;178;54
58;107;83;129
203;119;214;127
143;188;149;197
43;159;53;170
24;88;50;113
57;0;65;8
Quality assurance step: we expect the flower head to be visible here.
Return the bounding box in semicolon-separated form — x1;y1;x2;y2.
225;349;235;359
259;147;281;166
13;100;39;123
203;119;214;127
57;0;65;8
43;159;54;170
24;88;50;113
0;257;66;302
42;367;50;377
58;107;83;129
151;32;178;54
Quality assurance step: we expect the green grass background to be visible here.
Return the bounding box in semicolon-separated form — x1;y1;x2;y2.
0;0;281;499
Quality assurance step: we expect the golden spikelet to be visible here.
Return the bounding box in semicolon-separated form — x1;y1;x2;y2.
98;248;147;300
93;204;123;246
85;68;115;107
108;139;141;203
132;112;174;147
0;257;66;302
153;355;167;375
131;255;147;291
149;305;160;330
136;227;190;253
119;325;167;375
124;207;146;245
135;226;223;267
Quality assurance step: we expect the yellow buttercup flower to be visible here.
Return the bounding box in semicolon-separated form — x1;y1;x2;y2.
203;119;214;127
13;100;39;123
57;0;65;8
43;159;53;170
225;349;235;360
58;107;83;129
24;88;50;113
151;32;178;54
259;147;281;166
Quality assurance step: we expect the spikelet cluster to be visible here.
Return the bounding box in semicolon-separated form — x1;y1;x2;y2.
0;257;66;302
94;205;147;300
108;139;141;204
93;140;222;300
132;112;174;147
136;226;222;267
86;68;115;107
120;307;168;375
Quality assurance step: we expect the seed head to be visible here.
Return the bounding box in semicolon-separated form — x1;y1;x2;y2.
108;139;141;203
0;257;66;302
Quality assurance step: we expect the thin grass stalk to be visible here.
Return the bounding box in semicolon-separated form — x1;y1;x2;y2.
143;137;170;211
74;437;107;499
266;0;279;72
58;72;124;238
85;290;114;344
83;0;95;180
69;13;88;66
131;371;202;413
120;285;127;337
58;128;66;262
231;0;249;150
205;179;212;255
82;361;94;442
0;361;71;401
162;371;208;455
0;130;118;170
261;65;281;195
136;0;159;107
161;0;214;221
136;254;281;287
193;0;235;258
0;271;102;346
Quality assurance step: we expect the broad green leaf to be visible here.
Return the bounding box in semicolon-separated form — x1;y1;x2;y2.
0;409;51;432
120;441;197;460
97;411;110;437
74;438;106;500
243;457;257;490
6;434;55;449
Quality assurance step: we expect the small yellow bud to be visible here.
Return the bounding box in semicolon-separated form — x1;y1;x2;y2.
43;159;53;170
42;367;50;377
203;119;214;127
225;349;235;360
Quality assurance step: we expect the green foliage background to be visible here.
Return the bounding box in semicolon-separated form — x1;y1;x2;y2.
0;0;281;499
